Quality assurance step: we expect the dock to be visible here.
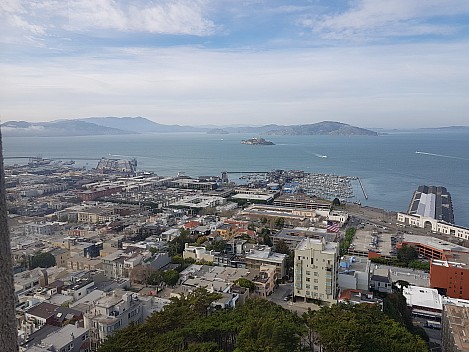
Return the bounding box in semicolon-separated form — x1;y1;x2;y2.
357;177;368;200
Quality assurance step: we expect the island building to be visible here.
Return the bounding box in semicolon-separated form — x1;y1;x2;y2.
407;185;454;223
241;137;274;145
294;237;339;305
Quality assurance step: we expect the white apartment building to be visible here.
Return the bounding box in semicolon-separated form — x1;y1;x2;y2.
83;290;143;350
294;238;339;305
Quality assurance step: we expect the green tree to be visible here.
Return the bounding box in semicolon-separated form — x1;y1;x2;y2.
303;303;428;352
205;240;227;252
274;240;291;255
30;252;56;269
383;292;414;332
196;235;207;246
332;198;341;206
339;227;356;256
234;278;256;291
275;217;285;229
397;244;418;262
146;270;163;285
162;269;180;286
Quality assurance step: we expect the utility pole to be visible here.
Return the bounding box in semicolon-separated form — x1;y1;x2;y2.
0;129;18;351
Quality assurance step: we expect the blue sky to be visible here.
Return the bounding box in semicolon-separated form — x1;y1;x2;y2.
1;0;469;128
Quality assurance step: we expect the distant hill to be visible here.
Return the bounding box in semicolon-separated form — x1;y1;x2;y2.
2;118;377;137
207;121;378;136
1;120;131;137
81;116;204;133
420;125;469;131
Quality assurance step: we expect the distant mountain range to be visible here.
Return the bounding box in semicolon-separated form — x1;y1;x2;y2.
207;121;378;136
1;117;378;137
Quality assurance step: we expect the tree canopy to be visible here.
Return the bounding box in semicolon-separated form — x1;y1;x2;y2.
30;252;56;269
303;303;428;352
99;291;428;352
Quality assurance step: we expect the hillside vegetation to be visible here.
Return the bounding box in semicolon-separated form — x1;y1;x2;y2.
98;288;428;352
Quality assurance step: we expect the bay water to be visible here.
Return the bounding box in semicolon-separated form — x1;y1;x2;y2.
3;131;469;227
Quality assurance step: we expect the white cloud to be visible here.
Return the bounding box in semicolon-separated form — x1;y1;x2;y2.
301;0;469;40
1;43;469;127
0;0;216;45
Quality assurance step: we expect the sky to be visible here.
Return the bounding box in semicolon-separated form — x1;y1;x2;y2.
1;0;469;128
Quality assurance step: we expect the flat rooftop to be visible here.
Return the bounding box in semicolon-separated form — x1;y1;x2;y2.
349;230;394;257
408;185;454;223
403;233;469;253
402;285;442;312
444;304;469;351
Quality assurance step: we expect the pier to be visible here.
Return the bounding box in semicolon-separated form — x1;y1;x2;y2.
357;177;368;200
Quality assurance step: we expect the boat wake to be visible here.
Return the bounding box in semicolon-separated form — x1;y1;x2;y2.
314;153;328;159
415;151;469;161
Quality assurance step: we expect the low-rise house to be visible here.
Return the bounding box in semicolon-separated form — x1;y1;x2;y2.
244;245;287;278
338;289;383;308
370;267;392;294
251;265;277;298
20;323;90;352
49;248;70;268
84;290;143;349
24;302;83;328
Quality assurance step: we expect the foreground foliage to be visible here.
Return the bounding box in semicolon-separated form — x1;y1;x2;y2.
99;289;428;352
303;303;428;352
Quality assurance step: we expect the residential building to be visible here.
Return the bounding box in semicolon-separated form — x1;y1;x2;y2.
20;324;90;352
251;265;277;298
294;237;339;305
431;252;469;300
338;255;371;291
24;302;83;328
370;267;392;294
49;248;70;268
402;285;443;321
442;304;469;352
244;245;287;278
83;290;143;350
338;289;382;307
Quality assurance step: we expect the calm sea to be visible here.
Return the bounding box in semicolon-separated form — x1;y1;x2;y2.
3;131;469;227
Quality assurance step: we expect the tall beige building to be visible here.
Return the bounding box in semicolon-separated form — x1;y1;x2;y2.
294;237;339;305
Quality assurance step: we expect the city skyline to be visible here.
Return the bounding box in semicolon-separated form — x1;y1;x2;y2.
1;0;469;128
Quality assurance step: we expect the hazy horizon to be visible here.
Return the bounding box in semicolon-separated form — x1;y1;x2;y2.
1;1;469;128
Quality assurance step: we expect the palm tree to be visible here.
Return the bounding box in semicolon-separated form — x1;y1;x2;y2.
0;130;18;351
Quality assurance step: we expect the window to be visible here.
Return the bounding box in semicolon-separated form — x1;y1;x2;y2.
306;284;310;289
314;272;318;276
314;286;318;290
306;278;310;282
306;271;310;275
314;279;318;283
